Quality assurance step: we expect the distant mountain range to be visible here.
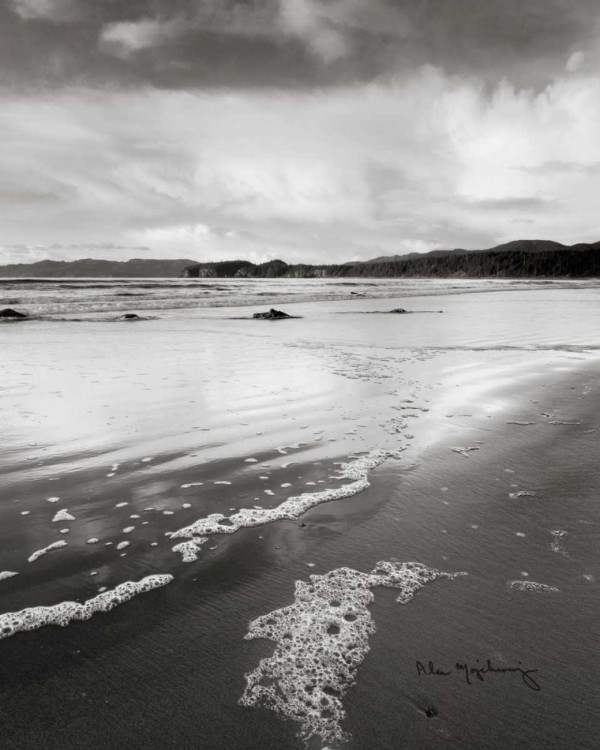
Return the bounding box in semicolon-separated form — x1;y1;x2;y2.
0;240;598;278
0;258;195;278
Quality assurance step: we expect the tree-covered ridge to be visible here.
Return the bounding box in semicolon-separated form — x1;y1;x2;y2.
183;240;600;279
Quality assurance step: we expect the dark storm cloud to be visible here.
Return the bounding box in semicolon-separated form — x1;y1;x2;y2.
1;0;599;90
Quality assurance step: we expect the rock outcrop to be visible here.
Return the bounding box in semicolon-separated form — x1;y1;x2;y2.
0;308;28;319
252;308;292;320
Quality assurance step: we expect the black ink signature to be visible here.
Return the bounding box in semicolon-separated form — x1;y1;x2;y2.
416;659;540;691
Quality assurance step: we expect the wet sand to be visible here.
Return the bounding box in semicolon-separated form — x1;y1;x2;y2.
1;288;599;749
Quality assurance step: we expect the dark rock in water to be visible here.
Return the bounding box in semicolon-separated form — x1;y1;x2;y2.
120;313;142;320
252;308;292;320
424;707;438;718
0;308;28;319
389;308;407;314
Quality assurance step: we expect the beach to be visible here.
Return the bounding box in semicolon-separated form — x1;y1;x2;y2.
1;280;599;749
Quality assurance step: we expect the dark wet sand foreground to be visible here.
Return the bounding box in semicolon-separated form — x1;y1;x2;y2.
0;362;598;750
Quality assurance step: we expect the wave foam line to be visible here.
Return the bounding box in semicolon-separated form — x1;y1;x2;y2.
0;574;173;641
170;450;404;560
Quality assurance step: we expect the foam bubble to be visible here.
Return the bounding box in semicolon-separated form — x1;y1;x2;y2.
122;526;135;534
240;561;465;747
116;541;130;550
509;580;559;593
87;538;99;545
172;538;208;563
46;497;60;503
0;575;173;641
28;541;68;562
0;572;18;582
171;450;403;550
52;509;75;522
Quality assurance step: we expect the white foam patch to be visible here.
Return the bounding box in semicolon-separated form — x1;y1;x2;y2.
509;580;559;593
451;446;480;457
46;497;60;503
28;541;68;562
172;538;208;562
87;538;99;545
122;526;135;534
240;561;465;747
181;483;203;488
551;530;568;555
0;575;173;641
52;509;75;522
171;450;403;550
116;541;130;550
0;572;18;582
509;491;536;498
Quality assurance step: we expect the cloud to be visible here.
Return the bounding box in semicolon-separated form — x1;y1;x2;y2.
278;0;350;62
2;64;600;263
99;18;187;59
8;0;81;23
566;50;586;72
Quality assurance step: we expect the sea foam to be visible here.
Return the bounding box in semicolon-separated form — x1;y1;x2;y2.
0;575;173;641
170;450;403;549
28;540;68;562
509;580;559;593
240;561;465;747
52;509;75;522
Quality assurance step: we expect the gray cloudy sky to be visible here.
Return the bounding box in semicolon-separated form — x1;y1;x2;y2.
1;0;600;264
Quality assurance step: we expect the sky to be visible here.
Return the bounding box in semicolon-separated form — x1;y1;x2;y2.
1;0;600;265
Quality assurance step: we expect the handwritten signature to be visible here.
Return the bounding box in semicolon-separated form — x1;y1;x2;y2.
416;659;541;691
